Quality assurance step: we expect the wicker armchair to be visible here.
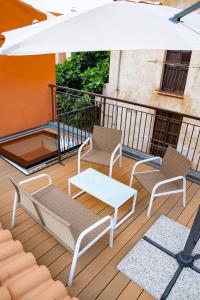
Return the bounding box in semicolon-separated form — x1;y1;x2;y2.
78;125;122;177
130;147;191;218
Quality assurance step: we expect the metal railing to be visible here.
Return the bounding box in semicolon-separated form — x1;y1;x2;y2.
49;84;200;178
56;103;101;159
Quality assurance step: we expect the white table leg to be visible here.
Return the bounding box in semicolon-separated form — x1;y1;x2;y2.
113;208;119;229
68;179;86;199
115;193;137;229
68;179;71;196
132;192;137;212
73;190;85;199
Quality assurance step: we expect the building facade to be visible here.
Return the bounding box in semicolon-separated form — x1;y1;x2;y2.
0;0;56;138
104;0;200;170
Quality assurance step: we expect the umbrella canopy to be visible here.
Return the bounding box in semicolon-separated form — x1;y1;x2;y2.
22;0;113;14
1;1;200;56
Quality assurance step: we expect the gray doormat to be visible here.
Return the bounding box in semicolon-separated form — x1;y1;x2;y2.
117;216;200;300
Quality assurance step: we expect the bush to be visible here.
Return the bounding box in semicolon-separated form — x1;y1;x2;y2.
56;52;109;126
56;51;110;94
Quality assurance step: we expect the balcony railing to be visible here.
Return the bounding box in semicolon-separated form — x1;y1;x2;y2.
49;84;200;181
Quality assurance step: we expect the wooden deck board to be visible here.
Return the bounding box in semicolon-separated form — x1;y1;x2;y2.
117;281;142;300
0;154;200;300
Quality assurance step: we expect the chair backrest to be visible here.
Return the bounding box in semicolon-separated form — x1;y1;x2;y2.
161;146;191;183
92;125;122;152
8;176;75;251
8;176;42;223
8;176;21;203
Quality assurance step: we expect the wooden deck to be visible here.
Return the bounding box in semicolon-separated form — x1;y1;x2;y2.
0;154;200;300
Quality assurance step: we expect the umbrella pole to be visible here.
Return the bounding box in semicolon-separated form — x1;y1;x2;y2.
170;1;200;23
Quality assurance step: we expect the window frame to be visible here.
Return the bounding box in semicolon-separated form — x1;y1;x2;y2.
159;50;192;97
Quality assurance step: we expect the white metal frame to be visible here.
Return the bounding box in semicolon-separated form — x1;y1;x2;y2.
12;173;52;228
68;177;137;230
68;215;114;286
129;157;187;218
11;173;114;286
78;137;122;177
112;193;137;229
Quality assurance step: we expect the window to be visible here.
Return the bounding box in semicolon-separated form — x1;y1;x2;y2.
150;110;182;157
160;50;192;96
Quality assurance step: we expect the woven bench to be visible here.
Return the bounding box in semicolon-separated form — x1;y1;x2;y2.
9;174;114;286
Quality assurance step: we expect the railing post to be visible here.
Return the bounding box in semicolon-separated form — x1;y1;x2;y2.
102;97;107;127
50;85;55;122
57;114;61;162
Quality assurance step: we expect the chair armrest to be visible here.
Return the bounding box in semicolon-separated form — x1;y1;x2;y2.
110;143;121;163
68;215;114;286
19;174;52;186
132;156;161;174
78;137;92;160
130;156;162;186
76;215;114;255
152;176;186;195
19;174;52;195
133;156;162;173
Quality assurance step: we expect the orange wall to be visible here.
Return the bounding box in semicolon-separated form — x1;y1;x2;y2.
0;0;56;138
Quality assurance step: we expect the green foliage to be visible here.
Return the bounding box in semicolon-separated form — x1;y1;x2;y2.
56;51;110;94
56;52;109;128
56;93;92;113
80;58;110;93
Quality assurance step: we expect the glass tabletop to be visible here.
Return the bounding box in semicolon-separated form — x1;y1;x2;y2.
69;168;137;209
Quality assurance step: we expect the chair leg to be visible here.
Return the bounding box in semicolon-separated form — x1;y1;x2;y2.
119;146;122;167
183;190;186;207
130;171;134;187
147;192;155;218
78;157;81;174
119;155;122;168
182;178;186;207
109;225;114;248
68;246;80;286
109;164;113;177
12;194;17;228
68;179;71;196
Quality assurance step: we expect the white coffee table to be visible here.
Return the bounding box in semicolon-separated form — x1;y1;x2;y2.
68;168;137;229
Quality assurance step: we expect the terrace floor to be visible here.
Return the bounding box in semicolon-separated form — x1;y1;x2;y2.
0;154;200;300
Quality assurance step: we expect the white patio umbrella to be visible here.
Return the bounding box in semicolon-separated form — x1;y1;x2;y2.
22;0;113;14
1;1;200;56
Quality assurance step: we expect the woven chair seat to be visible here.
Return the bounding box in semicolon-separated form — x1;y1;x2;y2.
33;185;108;250
135;170;180;194
82;149;112;166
